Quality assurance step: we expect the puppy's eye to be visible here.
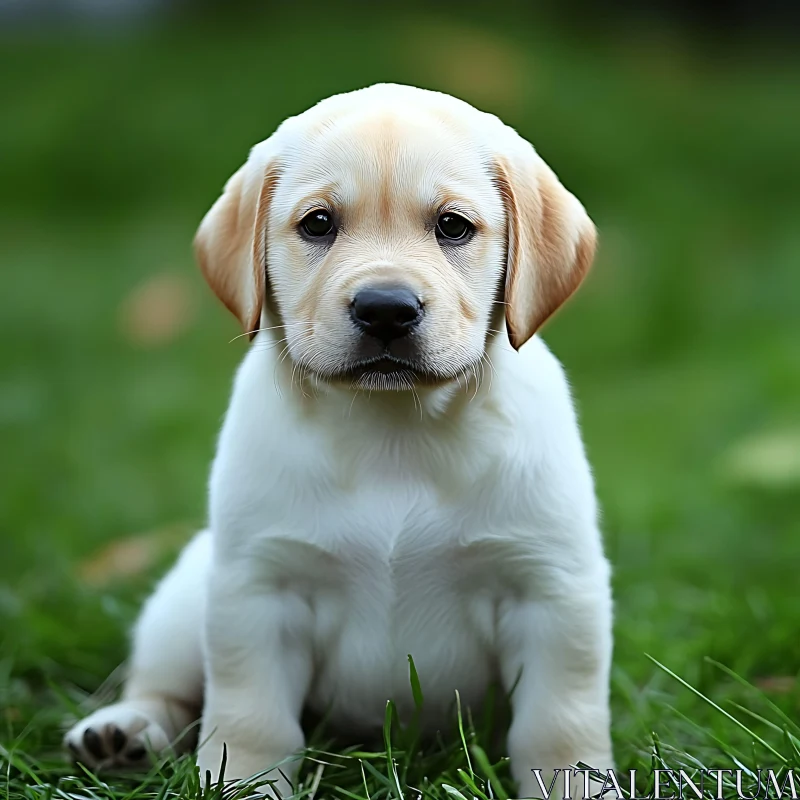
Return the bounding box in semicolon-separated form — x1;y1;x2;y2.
300;210;335;238
436;213;473;242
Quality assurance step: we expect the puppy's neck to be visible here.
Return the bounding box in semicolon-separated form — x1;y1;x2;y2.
311;368;492;422
268;351;499;425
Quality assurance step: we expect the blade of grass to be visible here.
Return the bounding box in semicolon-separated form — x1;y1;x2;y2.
729;701;800;746
408;655;424;711
647;655;787;764
457;768;486;799
382;700;404;799
332;786;372;800
661;702;753;767
705;658;800;737
361;760;373;800
470;745;509;800
454;691;473;779
363;754;394;790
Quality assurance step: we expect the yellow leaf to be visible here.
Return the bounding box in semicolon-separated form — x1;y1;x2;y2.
118;272;196;347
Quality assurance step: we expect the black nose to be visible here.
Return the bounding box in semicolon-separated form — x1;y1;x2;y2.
350;286;423;343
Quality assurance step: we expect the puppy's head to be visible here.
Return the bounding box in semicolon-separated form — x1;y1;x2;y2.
195;84;595;391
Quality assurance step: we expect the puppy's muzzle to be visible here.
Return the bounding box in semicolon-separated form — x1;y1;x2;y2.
350;285;423;345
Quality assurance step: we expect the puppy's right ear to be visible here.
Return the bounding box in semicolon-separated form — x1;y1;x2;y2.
193;142;279;337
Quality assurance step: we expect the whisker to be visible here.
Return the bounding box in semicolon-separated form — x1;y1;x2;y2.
228;321;308;344
250;336;290;353
483;353;497;394
411;386;424;422
347;389;360;419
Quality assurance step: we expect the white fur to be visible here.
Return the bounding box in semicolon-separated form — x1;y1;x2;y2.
64;85;614;800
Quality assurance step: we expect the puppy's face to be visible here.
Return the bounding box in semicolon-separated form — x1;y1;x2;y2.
266;111;505;390
195;85;596;392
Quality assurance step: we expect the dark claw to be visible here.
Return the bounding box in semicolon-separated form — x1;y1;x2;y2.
83;727;105;760
110;726;127;754
126;744;146;761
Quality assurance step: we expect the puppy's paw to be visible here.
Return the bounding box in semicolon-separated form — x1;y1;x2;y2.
198;749;296;799
63;702;171;769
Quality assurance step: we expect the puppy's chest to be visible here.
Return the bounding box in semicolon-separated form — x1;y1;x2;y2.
267;481;498;723
302;481;477;602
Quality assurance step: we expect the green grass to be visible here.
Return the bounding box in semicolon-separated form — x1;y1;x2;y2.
2;8;800;798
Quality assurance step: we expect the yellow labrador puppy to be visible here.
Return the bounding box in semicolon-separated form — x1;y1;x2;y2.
65;84;614;799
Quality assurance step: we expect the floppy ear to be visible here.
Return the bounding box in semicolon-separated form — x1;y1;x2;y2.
193;142;278;337
493;141;596;351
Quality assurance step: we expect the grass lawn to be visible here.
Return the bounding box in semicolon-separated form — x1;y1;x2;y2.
1;9;800;799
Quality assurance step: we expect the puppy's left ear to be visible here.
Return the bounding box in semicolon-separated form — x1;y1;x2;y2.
193;140;279;337
493;137;596;351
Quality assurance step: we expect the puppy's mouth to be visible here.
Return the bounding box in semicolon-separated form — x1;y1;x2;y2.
314;356;475;391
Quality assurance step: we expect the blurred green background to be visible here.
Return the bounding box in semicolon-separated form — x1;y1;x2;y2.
1;1;799;793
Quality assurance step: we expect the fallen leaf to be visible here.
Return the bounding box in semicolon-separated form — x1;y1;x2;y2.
719;428;800;490
398;22;530;115
755;676;796;694
77;525;191;587
118;271;196;347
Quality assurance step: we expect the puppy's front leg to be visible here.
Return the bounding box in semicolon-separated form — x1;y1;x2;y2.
499;571;614;800
198;561;313;797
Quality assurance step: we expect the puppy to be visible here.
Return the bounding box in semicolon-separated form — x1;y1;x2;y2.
64;83;614;799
